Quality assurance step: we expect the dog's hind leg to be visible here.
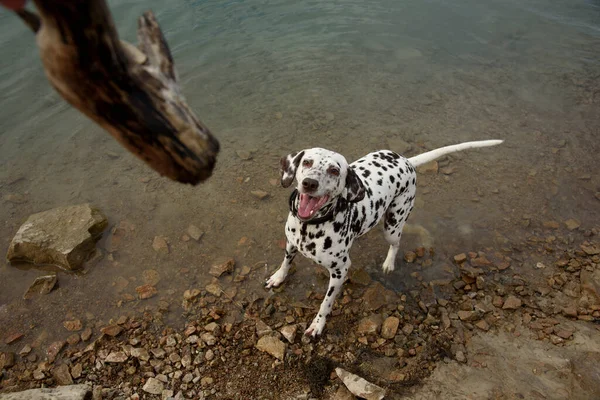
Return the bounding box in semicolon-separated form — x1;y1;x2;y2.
305;258;350;337
266;241;297;288
382;190;415;273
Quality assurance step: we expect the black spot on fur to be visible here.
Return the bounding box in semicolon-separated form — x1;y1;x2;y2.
324;237;332;249
333;221;343;233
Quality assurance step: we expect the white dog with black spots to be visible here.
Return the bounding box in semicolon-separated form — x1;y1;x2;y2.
266;139;503;337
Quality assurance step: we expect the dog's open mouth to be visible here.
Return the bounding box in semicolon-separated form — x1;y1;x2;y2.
298;193;330;220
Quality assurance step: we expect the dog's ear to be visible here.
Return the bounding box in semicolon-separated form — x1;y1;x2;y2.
280;150;305;188
345;167;365;202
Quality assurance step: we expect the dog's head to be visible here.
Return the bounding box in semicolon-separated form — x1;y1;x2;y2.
280;148;365;220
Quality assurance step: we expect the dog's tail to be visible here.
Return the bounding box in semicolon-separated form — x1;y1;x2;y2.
408;139;503;167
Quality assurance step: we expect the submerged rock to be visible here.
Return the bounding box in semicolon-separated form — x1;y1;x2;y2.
22;275;57;300
6;204;107;270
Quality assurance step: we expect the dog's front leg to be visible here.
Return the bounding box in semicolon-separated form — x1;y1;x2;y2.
305;260;350;337
266;240;297;288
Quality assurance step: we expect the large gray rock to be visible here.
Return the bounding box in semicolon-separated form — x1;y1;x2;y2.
6;204;107;271
0;384;91;400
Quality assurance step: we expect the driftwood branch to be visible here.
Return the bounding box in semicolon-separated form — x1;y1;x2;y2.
15;0;219;185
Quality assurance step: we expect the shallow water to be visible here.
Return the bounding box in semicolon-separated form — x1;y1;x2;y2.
0;0;599;351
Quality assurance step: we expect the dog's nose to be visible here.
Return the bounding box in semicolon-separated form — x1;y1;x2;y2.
302;178;319;192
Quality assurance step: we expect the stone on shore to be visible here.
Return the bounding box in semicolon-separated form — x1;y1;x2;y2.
6;204;107;270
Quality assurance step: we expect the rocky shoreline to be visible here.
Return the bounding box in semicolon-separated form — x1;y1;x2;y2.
1;227;599;399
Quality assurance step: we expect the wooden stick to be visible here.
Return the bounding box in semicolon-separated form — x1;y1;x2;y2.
16;0;219;185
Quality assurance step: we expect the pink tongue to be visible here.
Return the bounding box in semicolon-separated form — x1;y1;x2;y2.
298;193;327;219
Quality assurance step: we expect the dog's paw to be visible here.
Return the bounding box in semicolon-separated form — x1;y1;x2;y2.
265;269;287;289
305;317;326;337
382;258;395;274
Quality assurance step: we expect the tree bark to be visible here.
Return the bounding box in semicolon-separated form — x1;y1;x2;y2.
15;0;219;185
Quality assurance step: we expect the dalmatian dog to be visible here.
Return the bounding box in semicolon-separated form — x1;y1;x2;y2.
266;139;503;337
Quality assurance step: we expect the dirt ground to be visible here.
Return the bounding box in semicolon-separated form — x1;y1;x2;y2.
1;228;599;399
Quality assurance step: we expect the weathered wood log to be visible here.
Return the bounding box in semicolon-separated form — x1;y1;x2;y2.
14;0;219;185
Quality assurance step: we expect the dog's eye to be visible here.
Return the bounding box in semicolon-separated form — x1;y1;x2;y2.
329;167;340;176
302;160;313;167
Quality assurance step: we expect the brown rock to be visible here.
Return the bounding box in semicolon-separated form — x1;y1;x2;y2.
18;345;31;356
251;190;270;200
143;377;165;395
349;268;372;286
63;319;83;332
402;324;414;336
460;264;484;278
440;166;455;175
135;284;157;299
454;253;467;263
458;310;478;321
142;269;160;286
23;275;58;300
236;150;253;160
255;320;273;338
105;351;128;363
100;325;122;337
209;258;235;278
205;282;222;297
4;332;23;344
47;341;66;362
0;352;15;369
564;219;581;231
186;224;204;241
381;317;400;339
183;288;201;300
554;325;575;339
492;296;504;308
67;334;80;345
543;220;560;229
152;236;169;254
280;325;298;344
581;243;600;256
417;161;438;174
81;327;93;341
497;260;511;270
357;315;383;335
387;370;406;382
256;336;286;361
52;364;73;385
71;363;83;379
475;320;490;331
470;256;492;268
404;251;417;263
580;268;600;303
362;282;394;311
502;295;522;310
